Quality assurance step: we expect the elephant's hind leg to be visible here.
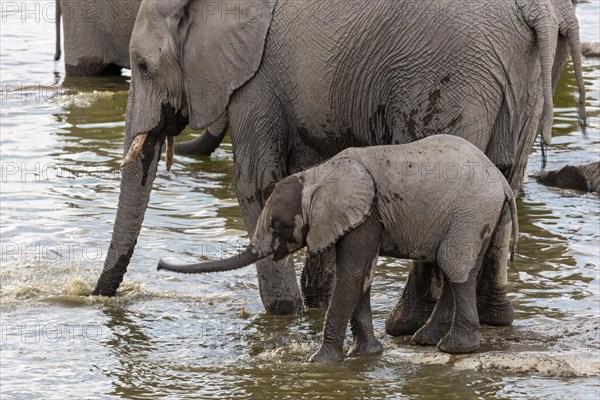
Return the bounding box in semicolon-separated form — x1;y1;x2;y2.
412;274;453;346
435;240;482;353
437;277;480;354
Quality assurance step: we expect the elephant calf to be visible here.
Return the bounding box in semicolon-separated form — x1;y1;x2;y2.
158;135;518;362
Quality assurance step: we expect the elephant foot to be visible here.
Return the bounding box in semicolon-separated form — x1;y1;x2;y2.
477;288;514;326
309;345;345;363
302;291;330;310
385;296;436;336
347;339;383;358
257;257;304;315
263;298;304;315
437;328;480;354
412;320;450;346
477;299;514;326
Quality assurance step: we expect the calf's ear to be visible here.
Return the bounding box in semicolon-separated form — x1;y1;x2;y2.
301;159;375;254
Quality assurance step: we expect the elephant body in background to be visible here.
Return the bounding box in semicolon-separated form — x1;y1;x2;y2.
55;0;142;76
93;0;586;325
158;135;519;361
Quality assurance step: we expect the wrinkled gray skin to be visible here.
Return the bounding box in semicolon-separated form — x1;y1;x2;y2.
536;161;600;193
55;0;225;152
93;0;586;326
158;136;519;362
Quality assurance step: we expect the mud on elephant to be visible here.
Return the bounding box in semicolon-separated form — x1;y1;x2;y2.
92;0;586;326
158;135;519;361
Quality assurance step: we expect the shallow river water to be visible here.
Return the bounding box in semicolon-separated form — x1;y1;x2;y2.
1;1;599;399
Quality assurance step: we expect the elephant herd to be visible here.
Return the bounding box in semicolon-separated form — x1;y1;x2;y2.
55;0;590;361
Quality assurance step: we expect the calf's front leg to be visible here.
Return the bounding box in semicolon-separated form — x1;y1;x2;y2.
310;213;383;363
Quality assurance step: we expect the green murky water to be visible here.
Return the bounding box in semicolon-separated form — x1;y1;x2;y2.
1;1;599;398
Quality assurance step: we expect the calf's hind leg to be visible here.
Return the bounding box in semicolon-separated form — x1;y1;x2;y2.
437;275;480;353
435;237;486;353
412;274;454;346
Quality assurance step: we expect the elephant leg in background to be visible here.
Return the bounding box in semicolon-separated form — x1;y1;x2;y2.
476;92;543;325
174;114;228;156
385;261;440;336
301;250;335;309
286;138;336;310
310;212;383;363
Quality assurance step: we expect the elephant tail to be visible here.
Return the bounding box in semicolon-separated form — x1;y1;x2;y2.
157;247;260;274
503;183;519;263
54;0;61;61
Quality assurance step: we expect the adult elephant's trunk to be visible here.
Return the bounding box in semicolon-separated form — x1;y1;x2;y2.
157;247;260;274
563;5;588;131
92;101;165;296
533;17;557;146
526;0;588;145
92;129;163;296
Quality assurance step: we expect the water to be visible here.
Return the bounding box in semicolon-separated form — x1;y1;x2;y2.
1;1;599;398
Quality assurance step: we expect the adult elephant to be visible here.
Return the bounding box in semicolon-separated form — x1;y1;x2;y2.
92;0;586;325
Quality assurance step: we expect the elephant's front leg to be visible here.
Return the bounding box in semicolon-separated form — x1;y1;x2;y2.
301;250;335;309
347;287;383;358
310;213;382;363
229;100;303;314
234;161;303;313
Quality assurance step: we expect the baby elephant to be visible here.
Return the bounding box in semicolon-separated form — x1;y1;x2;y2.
158;135;518;362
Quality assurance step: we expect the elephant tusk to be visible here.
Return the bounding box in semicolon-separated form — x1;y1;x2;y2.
121;132;148;168
166;136;174;172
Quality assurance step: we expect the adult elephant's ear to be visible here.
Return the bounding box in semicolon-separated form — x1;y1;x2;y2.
301;158;375;255
182;0;277;129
